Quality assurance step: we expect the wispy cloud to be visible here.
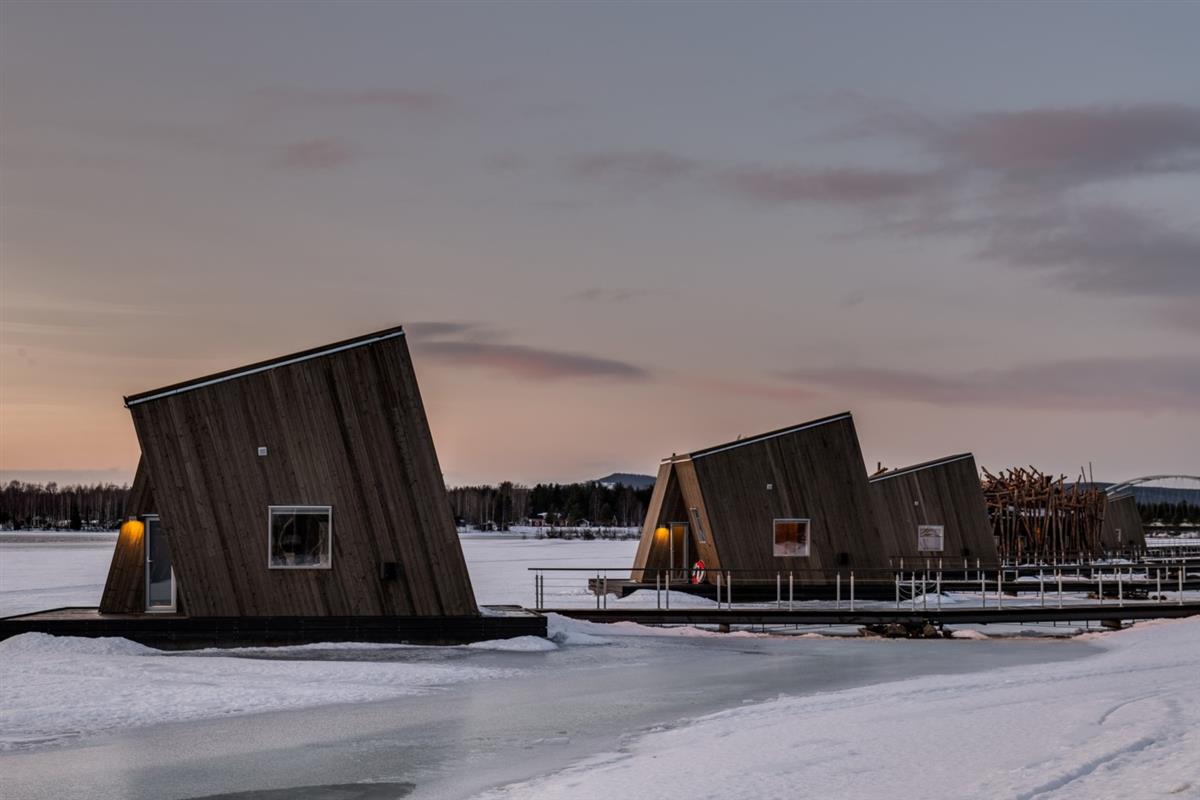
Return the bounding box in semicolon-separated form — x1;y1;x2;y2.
779;355;1200;413
419;341;649;381
568;151;700;185
568;288;649;303
720;166;946;207
270;137;356;170
407;320;648;381
255;87;451;114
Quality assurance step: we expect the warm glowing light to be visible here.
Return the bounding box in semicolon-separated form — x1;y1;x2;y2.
655;526;669;539
120;519;145;541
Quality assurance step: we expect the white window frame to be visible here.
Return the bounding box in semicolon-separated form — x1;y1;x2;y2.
917;524;945;553
268;505;333;570
773;518;811;558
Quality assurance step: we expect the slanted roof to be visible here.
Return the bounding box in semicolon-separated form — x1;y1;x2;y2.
663;412;854;462
869;453;975;482
124;325;406;407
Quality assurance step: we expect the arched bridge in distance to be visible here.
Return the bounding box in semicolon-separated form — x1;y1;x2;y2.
1105;475;1200;497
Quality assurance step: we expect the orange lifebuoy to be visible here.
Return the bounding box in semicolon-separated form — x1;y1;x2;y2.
691;559;706;584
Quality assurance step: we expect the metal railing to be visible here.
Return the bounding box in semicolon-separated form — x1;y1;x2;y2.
528;562;1198;613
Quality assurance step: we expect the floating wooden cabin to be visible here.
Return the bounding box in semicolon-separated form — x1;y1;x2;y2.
1100;494;1146;553
99;325;479;618
868;454;999;566
630;413;888;584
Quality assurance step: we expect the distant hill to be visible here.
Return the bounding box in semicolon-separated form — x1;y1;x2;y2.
594;473;656;490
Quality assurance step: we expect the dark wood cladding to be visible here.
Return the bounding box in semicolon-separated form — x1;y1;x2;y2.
125;329;477;617
633;413;887;583
99;458;156;614
869;454;998;565
1100;494;1145;551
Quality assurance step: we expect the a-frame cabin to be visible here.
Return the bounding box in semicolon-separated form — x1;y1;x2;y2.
631;412;888;585
99;325;478;617
1100;494;1146;553
868;453;998;566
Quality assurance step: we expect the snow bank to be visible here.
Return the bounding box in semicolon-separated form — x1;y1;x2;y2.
476;618;1200;800
0;633;515;751
465;636;558;652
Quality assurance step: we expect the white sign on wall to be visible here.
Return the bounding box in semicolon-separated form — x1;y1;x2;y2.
917;524;945;552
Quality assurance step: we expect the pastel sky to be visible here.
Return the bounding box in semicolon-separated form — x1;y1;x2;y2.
2;1;1198;487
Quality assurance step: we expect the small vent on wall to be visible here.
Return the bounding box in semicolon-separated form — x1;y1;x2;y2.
257;446;268;457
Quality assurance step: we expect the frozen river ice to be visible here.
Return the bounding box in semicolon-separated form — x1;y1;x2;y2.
3;535;1195;800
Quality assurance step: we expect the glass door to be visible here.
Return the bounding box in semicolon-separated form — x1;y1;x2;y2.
144;515;175;611
669;522;689;582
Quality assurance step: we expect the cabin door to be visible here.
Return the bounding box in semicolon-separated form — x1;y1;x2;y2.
144;515;176;611
669;522;689;581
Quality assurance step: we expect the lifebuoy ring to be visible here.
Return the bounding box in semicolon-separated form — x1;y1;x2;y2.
691;559;706;584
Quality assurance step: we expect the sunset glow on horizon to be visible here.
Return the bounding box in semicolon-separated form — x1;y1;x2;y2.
2;2;1197;487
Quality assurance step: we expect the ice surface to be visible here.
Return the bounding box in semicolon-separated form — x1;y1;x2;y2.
474;617;1200;800
0;632;515;750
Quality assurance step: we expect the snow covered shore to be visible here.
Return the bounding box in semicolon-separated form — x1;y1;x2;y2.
477;617;1200;800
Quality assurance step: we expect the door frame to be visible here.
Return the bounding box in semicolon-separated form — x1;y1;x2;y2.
143;514;177;613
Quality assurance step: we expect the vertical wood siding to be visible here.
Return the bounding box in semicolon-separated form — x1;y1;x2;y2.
868;455;998;566
126;333;477;617
99;458;156;614
1100;495;1146;551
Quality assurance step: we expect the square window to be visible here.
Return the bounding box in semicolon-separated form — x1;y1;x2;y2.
268;506;332;569
917;524;945;552
773;518;810;558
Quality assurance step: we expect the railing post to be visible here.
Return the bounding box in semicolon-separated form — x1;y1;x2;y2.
895;572;900;609
1098;571;1104;605
1157;568;1162;604
836;573;841;610
727;571;732;608
789;572;794;611
980;571;986;609
998;568;1003;609
603;574;608;609
657;570;661;610
910;573;916;611
1180;565;1185;605
776;572;781;609
666;570;670;610
1039;570;1045;608
596;572;601;610
716;570;721;609
850;571;855;611
1058;570;1063;609
1118;569;1123;607
936;571;942;611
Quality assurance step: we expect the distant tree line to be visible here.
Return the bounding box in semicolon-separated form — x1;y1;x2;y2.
1;480;132;530
1139;501;1199;527
448;481;653;529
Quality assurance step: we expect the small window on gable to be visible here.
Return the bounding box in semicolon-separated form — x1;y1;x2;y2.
690;507;706;543
917;524;944;553
773;518;810;558
269;506;332;569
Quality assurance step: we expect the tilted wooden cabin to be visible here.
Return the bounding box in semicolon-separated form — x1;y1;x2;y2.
1100;494;1146;552
868;454;999;565
630;412;889;584
100;325;478;617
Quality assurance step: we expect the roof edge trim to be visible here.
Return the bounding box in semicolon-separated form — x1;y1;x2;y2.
689;412;853;460
869;453;975;482
125;327;406;407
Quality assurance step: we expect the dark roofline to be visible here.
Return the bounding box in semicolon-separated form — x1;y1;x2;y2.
869;453;975;483
124;325;406;407
675;412;854;461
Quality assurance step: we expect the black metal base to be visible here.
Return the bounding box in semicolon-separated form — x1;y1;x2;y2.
0;606;546;649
